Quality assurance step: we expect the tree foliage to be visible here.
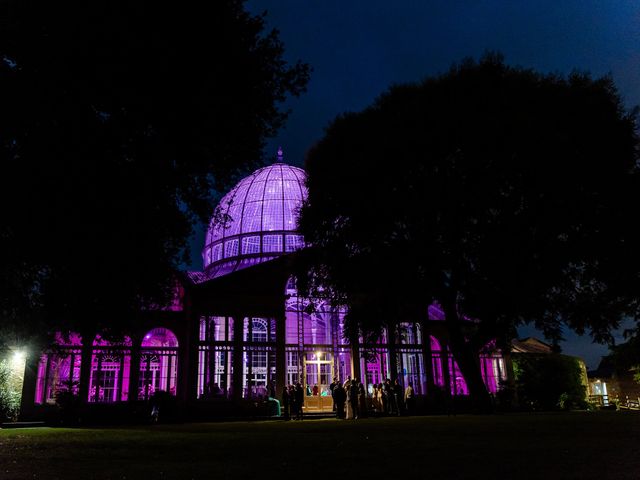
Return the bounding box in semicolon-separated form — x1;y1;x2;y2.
0;359;22;422
297;54;639;407
0;1;309;345
610;333;640;384
512;354;587;410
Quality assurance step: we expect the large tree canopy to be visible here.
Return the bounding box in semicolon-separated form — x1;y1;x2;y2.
0;0;309;345
297;54;639;409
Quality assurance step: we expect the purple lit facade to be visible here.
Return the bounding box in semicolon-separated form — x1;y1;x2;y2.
33;329;179;406
22;157;507;416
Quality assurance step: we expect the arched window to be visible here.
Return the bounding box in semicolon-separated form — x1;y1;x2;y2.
89;335;132;403
139;328;179;400
251;319;268;343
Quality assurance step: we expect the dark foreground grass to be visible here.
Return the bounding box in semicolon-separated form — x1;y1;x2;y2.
2;412;640;480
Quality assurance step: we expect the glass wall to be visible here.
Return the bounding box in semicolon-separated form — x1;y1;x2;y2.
139;328;179;400
34;333;83;404
89;335;131;403
242;318;276;398
197;316;234;399
285;277;352;397
193;283;508;404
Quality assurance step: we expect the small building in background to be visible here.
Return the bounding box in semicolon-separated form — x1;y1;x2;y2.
588;357;640;408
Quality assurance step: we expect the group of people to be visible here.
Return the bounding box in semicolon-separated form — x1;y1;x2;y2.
333;377;415;418
370;379;416;416
281;383;306;420
281;377;416;420
330;377;368;419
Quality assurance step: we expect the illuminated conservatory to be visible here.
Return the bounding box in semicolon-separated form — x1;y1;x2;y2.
21;151;507;417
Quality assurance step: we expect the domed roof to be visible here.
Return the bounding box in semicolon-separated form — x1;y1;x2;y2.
202;156;307;277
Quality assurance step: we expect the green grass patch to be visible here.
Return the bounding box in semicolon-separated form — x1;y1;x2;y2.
1;412;639;479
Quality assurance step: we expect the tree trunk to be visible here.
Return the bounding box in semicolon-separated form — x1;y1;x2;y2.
442;298;493;413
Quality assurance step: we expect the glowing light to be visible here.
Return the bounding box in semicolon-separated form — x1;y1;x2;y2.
12;349;26;364
9;348;26;384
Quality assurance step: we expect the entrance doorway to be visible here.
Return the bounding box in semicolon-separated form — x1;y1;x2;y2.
303;352;334;411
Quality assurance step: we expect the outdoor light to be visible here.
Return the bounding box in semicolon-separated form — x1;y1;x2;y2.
11;349;26;365
9;348;27;383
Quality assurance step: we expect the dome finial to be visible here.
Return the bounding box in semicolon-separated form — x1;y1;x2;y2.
277;146;284;163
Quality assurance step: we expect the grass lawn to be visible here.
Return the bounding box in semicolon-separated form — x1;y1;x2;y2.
1;412;639;479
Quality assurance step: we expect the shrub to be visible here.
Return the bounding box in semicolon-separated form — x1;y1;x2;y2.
513;354;587;411
0;359;22;422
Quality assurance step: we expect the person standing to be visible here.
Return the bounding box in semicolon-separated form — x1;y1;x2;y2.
333;382;346;419
289;385;298;420
329;376;338;412
358;381;367;418
350;379;360;419
384;379;393;415
282;385;291;420
404;382;415;415
345;379;353;420
377;383;385;414
371;384;379;412
294;383;304;420
393;379;404;416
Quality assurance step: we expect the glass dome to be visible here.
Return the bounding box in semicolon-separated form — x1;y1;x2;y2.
202;158;307;277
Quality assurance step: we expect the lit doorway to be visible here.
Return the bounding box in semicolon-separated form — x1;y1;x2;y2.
303;351;333;411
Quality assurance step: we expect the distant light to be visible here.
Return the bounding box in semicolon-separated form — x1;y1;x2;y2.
315;351;322;357
145;335;151;339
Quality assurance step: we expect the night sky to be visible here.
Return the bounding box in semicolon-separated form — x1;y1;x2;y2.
193;1;640;368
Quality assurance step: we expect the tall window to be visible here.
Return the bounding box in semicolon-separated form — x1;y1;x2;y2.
89;335;131;403
139;328;179;400
197;316;234;399
34;332;83;405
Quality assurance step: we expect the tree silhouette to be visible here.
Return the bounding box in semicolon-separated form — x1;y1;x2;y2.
297;54;639;410
0;1;310;345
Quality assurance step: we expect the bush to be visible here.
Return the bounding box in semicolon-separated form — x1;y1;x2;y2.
149;390;178;423
0;359;21;422
513;354;587;411
55;380;81;425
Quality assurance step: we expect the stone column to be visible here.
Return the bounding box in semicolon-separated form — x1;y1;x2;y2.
387;324;399;381
275;312;286;401
19;351;39;419
350;341;361;383
232;314;244;402
420;320;436;396
439;337;452;397
128;336;141;403
182;310;201;405
78;337;93;406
